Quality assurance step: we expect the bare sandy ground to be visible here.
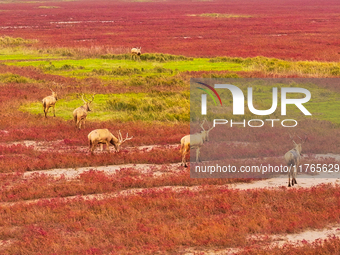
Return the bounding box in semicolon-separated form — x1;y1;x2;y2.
0;140;179;153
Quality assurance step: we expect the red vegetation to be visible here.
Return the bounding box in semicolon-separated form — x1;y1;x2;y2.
1;184;340;254
0;167;253;202
239;236;340;254
0;0;339;61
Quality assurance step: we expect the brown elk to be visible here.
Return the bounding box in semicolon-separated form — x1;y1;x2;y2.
180;119;214;167
131;47;141;60
88;129;133;154
42;88;58;118
73;94;95;129
284;133;307;187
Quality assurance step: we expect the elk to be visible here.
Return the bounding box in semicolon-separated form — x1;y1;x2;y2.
131;47;141;60
88;129;133;154
42;88;58;118
73;94;95;129
180;119;214;167
284;133;307;187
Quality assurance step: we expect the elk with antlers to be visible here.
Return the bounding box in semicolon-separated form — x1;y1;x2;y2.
180;119;214;167
73;94;95;129
42;88;58;118
284;133;307;187
88;129;133;154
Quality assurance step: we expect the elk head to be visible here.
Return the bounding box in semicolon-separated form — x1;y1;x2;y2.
112;130;133;152
288;132;307;156
50;88;58;101
81;93;95;111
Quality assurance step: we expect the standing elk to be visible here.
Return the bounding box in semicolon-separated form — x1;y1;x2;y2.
180;119;214;167
284;133;307;187
88;129;133;154
131;47;141;60
73;94;95;129
42;88;58;118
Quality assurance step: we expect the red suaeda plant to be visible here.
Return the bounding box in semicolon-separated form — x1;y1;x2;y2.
1;184;340;254
238;236;340;254
1;0;340;61
0;167;254;202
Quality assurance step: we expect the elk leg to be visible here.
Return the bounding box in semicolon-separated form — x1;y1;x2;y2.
76;119;81;129
293;165;298;184
74;116;78;127
196;147;201;163
52;105;56;117
90;141;97;154
182;150;187;167
106;142;110;153
288;165;292;187
44;107;48;118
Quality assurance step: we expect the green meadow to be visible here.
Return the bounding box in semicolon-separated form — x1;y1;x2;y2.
0;43;338;125
20;92;190;122
5;57;243;80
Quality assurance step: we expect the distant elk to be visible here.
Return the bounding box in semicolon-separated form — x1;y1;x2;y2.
42;88;58;118
131;47;141;60
88;129;133;154
73;94;95;129
284;133;307;187
180;119;214;167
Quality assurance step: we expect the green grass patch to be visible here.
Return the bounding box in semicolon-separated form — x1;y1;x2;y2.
5;57;243;80
20;92;190;122
0;73;33;84
0;48;65;61
211;56;340;77
0;36;37;47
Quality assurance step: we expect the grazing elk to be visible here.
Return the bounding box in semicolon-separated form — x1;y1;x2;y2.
73;94;95;129
42;88;58;118
88;129;133;154
131;47;141;60
284;133;307;187
180;119;214;167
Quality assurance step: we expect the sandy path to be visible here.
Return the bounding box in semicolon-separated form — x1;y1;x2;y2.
23;163;181;179
0;140;179;153
184;224;340;255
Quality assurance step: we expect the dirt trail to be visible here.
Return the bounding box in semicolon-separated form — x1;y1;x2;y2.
1;140;179;153
23;163;181;179
184;224;340;255
3;168;340;208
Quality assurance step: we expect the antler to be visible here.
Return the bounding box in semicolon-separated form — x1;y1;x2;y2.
118;130;133;144
88;93;95;103
83;93;96;103
204;118;214;131
79;94;86;104
200;119;207;131
296;133;308;143
288;132;297;145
